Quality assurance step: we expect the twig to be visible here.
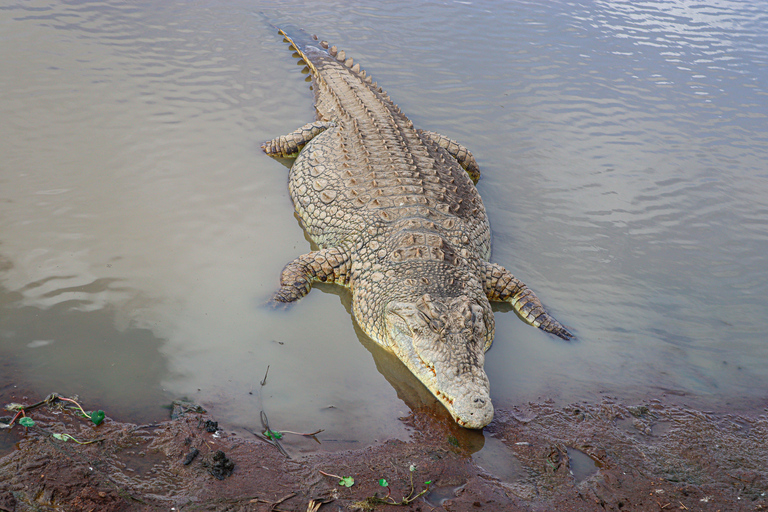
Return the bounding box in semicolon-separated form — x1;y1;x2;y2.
260;410;289;457
280;429;325;437
318;469;343;480
261;365;270;386
273;492;296;506
244;426;290;458
248;492;296;512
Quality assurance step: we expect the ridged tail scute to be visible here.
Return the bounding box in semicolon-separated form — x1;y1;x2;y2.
277;28;322;80
274;27;379;92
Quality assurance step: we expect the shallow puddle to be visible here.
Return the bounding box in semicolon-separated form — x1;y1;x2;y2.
472;435;526;482
567;447;601;483
426;484;465;506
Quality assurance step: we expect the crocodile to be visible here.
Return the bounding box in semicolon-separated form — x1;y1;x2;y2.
262;27;572;429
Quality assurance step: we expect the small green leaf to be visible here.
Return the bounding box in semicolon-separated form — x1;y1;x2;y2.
53;433;70;441
264;429;282;440
424;480;432;485
89;410;105;426
19;417;35;427
339;476;354;487
378;478;389;487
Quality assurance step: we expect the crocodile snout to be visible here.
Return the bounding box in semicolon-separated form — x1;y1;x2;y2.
453;391;493;429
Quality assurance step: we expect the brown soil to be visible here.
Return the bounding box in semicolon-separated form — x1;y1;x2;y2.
1;386;767;512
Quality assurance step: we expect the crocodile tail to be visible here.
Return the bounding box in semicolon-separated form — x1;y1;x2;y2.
273;26;386;97
276;27;324;79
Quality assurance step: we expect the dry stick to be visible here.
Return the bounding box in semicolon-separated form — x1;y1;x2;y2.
247;367;291;458
254;364;324;453
273;492;296;506
318;469;343;480
261;365;270;386
244;425;290;458
280;428;325;436
248;492;296;508
260;409;289;456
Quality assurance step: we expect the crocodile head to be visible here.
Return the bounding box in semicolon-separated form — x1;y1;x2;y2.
385;293;494;428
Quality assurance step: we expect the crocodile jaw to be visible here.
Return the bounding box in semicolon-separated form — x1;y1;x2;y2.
385;296;494;429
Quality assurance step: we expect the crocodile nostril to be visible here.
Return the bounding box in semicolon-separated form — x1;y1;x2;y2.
472;396;487;407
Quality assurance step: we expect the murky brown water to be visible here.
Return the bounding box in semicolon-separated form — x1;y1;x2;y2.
2;0;767;452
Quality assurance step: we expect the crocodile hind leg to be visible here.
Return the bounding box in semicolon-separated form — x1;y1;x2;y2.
481;262;572;340
420;130;481;184
262;121;336;158
273;246;351;303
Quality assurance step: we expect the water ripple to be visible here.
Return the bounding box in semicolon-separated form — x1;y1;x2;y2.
1;0;767;437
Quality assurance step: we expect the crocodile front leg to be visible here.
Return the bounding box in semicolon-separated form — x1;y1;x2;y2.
274;246;352;303
481;262;572;340
262;121;336;158
420;130;481;184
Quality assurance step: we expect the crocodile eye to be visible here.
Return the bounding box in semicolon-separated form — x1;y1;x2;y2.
419;312;443;333
429;319;444;332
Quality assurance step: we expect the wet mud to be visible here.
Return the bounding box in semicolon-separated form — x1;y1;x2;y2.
1;385;766;512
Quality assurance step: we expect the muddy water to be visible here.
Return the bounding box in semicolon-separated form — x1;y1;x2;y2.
1;0;767;452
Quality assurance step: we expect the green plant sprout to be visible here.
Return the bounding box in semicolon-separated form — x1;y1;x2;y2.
261;428;324;441
1;393;105;430
365;464;433;507
318;470;355;487
263;428;283;440
52;433;102;445
57;396;105;425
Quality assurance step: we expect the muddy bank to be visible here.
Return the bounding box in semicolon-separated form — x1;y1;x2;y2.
1;387;767;511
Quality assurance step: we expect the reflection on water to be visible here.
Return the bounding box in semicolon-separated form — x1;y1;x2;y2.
0;280;170;425
1;0;767;452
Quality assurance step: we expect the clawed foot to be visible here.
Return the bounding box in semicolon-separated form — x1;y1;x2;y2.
537;315;573;341
544;323;573;341
265;289;300;310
